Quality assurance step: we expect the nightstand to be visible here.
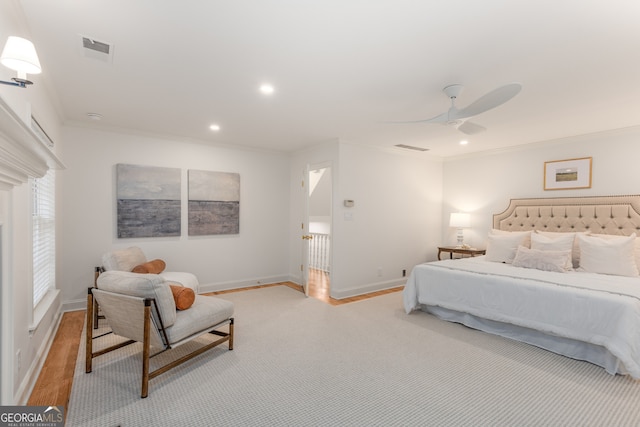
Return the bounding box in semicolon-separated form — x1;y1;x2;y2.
437;246;486;260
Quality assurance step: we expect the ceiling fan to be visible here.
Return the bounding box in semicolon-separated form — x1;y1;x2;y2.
390;82;522;135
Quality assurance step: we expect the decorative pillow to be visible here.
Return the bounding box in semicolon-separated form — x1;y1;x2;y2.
132;259;166;274
485;233;529;263
512;246;572;273
169;285;195;310
535;230;590;268
577;234;639;277
490;229;532;248
102;246;147;272
530;232;574;270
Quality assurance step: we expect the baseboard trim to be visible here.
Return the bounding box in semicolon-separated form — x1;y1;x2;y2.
16;303;63;405
198;274;291;294
330;278;406;300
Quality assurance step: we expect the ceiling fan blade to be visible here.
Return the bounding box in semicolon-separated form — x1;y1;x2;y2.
456;83;522;119
383;111;448;124
457;121;486;135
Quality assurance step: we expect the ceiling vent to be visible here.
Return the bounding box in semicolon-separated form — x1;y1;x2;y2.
394;144;429;152
80;35;114;63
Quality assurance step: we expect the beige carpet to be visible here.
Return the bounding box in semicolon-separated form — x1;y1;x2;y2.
67;286;640;426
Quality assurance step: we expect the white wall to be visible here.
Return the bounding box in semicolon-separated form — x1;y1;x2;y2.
58;126;291;309
442;126;640;248
0;0;64;404
331;142;443;298
309;167;331;234
309;168;331;216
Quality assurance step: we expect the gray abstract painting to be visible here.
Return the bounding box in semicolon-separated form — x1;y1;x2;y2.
188;170;240;235
116;163;181;238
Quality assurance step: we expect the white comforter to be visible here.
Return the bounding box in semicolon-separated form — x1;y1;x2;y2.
403;256;640;378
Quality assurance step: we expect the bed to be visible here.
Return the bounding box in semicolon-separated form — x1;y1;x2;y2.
403;195;640;378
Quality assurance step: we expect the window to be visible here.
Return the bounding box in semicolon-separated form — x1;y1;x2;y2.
32;169;55;307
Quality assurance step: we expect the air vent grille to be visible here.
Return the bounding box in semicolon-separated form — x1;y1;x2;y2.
394;144;429;152
80;35;114;63
82;37;110;54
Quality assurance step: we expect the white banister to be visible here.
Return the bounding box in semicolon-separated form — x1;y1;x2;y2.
309;233;330;272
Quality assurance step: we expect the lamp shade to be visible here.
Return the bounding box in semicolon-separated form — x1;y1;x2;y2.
449;212;470;228
1;36;41;75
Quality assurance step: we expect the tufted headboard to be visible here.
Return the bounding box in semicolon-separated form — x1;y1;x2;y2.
493;195;640;236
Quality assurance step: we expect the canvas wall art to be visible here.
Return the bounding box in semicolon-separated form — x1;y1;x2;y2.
116;163;181;238
188;170;240;235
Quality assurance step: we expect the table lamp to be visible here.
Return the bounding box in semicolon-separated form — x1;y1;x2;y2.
449;212;470;247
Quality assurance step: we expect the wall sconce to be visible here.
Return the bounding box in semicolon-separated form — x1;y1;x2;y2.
449;212;471;247
0;36;42;88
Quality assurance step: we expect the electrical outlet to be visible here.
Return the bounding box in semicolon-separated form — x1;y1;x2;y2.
377;268;382;277
16;350;21;372
402;269;406;277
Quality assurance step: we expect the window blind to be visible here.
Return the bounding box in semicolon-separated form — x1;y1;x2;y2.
32;169;55;307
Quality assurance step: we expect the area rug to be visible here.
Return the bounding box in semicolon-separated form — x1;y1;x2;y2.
67;286;640;426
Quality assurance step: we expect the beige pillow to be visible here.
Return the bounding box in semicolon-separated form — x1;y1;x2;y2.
485;233;529;263
490;229;532;248
512;246;572;273
102;246;147;271
577;234;639;277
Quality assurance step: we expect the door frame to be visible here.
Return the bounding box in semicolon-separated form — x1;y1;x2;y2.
301;161;333;297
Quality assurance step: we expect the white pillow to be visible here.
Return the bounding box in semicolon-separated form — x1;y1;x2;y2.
102;246;147;271
490;229;532;248
530;232;575;270
577;234;639;277
535;230;590;268
591;233;640;271
512;246;572;273
485;233;529;263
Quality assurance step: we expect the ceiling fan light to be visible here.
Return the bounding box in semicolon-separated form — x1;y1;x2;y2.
0;36;42;75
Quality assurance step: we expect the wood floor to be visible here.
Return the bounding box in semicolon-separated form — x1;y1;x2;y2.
26;276;403;416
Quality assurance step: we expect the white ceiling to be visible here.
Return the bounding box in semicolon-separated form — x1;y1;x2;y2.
17;0;640;158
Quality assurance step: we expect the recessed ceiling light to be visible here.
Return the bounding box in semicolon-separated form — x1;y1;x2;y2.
459;140;468;145
259;83;275;95
209;124;221;131
87;112;103;120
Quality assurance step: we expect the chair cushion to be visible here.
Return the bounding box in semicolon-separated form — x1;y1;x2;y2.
102;247;147;272
96;270;177;328
166;295;234;345
161;271;199;292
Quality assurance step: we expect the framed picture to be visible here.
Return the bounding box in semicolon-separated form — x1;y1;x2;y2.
544;157;592;190
116;163;182;238
188;170;240;235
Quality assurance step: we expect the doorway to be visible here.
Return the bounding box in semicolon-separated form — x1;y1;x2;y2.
305;164;332;300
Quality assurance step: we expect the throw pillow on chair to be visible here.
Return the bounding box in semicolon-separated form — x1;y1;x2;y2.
169;284;195;310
